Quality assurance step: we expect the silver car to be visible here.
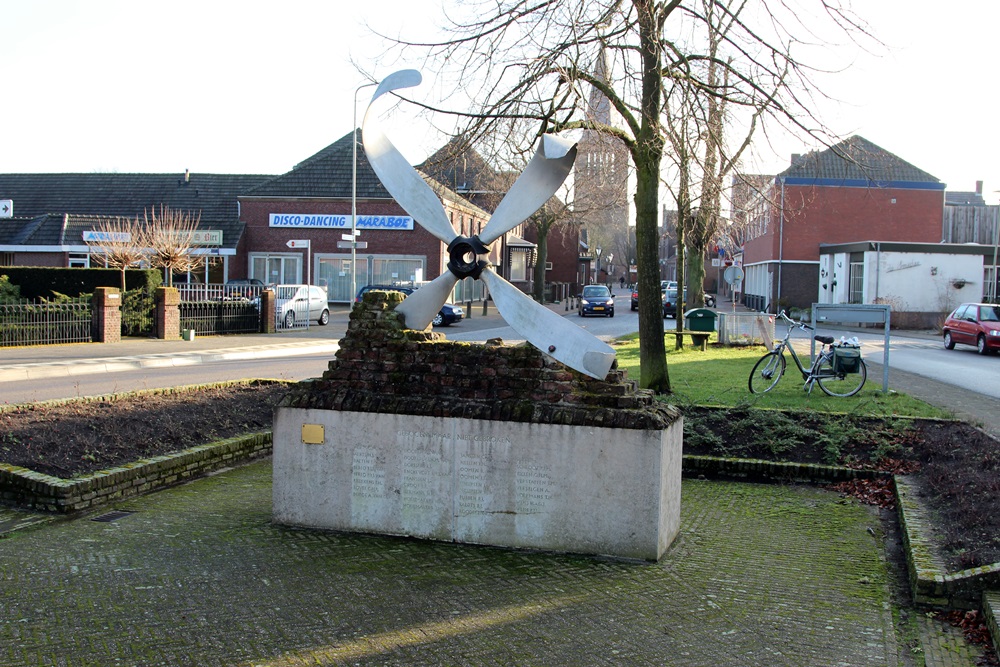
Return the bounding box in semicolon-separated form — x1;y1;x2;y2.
275;285;330;328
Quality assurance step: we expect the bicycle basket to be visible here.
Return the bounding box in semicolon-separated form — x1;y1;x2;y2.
832;346;861;374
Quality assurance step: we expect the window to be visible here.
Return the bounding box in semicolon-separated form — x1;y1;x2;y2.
68;253;90;268
848;261;864;304
510;251;528;281
251;254;300;284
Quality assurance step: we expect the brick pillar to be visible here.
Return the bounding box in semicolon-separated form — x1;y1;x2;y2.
91;287;122;343
260;289;276;333
155;287;180;340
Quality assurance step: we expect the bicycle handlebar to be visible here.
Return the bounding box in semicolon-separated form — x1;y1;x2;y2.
777;310;813;330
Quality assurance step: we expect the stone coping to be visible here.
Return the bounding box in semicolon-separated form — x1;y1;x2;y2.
894;476;1000;611
984;591;1000;664
1;432;272;513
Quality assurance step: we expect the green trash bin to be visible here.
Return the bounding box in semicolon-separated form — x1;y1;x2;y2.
684;308;718;332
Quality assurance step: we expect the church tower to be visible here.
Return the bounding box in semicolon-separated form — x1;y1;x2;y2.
573;47;631;281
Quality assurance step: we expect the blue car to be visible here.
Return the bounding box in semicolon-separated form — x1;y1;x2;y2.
355;284;464;327
578;284;615;317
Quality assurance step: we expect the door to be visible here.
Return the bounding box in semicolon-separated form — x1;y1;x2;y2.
952;305;973;344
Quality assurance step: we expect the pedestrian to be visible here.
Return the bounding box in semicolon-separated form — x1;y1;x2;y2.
619;275;625;289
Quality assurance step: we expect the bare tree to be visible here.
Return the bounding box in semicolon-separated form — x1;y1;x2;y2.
85;215;149;292
376;0;871;392
141;205;202;287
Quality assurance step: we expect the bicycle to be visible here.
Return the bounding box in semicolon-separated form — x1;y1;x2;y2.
748;311;867;397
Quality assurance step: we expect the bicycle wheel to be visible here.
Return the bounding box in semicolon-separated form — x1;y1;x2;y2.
748;351;786;394
816;356;867;397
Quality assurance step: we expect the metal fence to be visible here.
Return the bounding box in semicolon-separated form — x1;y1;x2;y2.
0;298;92;347
177;284;265;302
176;284;265;336
717;311;775;346
179;300;261;335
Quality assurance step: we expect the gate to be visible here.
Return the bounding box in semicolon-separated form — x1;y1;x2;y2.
179;300;261;335
121;288;156;337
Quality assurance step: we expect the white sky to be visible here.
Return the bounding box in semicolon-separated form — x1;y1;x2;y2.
2;1;998;202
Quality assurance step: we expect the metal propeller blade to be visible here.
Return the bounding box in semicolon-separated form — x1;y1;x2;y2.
481;268;615;379
395;271;460;331
362;72;457;245
480;134;578;246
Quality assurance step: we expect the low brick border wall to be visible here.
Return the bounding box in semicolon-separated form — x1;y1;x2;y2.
685;454;1000;642
0;432;272;513
683;455;887;485
894;476;1000;610
984;592;1000;663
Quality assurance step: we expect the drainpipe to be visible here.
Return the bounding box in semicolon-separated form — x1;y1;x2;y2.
776;178;785;313
874;241;881;302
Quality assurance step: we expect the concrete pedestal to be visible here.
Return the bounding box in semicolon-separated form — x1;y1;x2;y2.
273;409;682;561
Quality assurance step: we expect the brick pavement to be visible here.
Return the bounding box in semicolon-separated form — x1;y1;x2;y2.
2;461;917;667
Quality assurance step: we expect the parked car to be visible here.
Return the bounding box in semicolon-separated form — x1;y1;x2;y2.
578;284;615;317
275;285;330;328
633;285;713;312
354;284;464;326
662;288;685;318
942;302;1000;355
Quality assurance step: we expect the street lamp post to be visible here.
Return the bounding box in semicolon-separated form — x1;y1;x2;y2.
352;81;378;306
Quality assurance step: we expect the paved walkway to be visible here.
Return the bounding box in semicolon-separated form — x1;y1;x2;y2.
0;463;938;666
0;297;995;665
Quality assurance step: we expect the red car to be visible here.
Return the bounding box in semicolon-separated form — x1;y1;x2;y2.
942;302;1000;355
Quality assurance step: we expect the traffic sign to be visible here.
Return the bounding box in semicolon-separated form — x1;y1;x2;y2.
286;239;310;249
0;200;11;218
723;265;744;286
337;241;368;249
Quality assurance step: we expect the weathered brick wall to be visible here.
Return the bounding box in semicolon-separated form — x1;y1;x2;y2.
282;291;680;430
156;287;180;340
0;433;272;513
91;286;122;343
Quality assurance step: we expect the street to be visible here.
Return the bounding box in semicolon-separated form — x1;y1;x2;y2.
2;294;996;407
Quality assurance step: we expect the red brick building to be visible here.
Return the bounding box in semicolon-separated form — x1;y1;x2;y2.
237;131;491;302
740;136;945;311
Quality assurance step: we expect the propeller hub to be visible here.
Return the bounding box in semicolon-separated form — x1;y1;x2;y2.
446;235;491;280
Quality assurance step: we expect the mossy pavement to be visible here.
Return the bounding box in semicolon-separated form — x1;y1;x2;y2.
3;460;989;666
0;298;994;665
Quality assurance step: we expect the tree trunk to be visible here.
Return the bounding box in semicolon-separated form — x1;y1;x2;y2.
633;1;669;393
635;147;668;393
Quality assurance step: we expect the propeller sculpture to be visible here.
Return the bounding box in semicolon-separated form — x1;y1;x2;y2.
362;70;616;380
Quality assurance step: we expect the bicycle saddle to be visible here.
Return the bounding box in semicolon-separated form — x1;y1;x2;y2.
814;335;835;345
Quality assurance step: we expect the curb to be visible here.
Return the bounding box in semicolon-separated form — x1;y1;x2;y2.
0;341;340;382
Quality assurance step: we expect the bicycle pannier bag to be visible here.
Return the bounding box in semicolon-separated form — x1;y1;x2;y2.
833;346;861;374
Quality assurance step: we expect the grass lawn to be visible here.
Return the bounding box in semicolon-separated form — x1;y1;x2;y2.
611;332;951;419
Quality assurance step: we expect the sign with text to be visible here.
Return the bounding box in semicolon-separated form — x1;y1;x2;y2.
190;230;223;245
286;239;310;249
269;213;413;231
83;230;132;243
